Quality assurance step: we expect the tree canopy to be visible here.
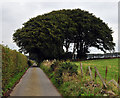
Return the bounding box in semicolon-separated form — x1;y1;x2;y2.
13;9;115;62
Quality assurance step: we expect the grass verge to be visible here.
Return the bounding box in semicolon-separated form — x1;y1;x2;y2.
2;67;28;96
40;59;119;96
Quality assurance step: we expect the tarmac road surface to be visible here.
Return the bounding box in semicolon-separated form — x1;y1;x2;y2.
10;64;61;96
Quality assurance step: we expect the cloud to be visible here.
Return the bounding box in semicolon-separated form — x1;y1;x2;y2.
0;0;119;3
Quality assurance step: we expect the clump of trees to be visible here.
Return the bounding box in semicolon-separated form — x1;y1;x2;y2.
13;9;115;63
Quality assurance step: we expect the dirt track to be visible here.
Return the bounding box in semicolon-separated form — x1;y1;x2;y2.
10;65;61;96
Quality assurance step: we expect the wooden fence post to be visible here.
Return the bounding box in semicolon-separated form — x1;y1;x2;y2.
88;66;93;81
118;77;120;84
95;69;97;80
94;66;107;88
80;62;83;77
105;66;107;82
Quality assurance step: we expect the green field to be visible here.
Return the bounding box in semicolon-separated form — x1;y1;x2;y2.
73;58;119;82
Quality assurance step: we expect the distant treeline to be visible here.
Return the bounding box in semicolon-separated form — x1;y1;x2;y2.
87;52;120;59
72;52;120;60
2;45;30;95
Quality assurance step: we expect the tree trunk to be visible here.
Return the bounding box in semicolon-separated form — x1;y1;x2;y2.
76;41;87;59
72;43;77;59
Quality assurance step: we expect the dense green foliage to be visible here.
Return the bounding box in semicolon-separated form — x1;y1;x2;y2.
13;9;115;62
40;59;119;96
41;61;78;87
2;45;29;95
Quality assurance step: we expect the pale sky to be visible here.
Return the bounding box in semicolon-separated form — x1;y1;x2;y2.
0;0;119;53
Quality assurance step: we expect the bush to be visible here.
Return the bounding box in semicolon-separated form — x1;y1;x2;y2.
50;60;61;71
53;61;78;86
41;60;78;88
59;62;78;75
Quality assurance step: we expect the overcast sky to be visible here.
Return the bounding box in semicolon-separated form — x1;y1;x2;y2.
0;0;119;53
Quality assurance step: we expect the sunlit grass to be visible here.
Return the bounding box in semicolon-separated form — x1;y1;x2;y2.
72;58;119;81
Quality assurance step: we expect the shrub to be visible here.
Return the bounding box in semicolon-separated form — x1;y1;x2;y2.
54;62;78;86
60;62;78;75
41;60;78;88
50;60;61;71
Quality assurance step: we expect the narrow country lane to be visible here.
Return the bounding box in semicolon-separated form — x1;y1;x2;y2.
10;65;61;96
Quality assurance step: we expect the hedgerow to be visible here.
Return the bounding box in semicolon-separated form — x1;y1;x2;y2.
2;45;29;95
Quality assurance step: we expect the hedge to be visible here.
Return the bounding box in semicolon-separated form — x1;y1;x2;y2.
2;45;29;95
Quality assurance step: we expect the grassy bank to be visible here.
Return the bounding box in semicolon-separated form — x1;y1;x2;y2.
2;45;31;96
40;58;119;96
3;67;28;96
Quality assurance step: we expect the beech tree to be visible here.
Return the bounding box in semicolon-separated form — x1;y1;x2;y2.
13;9;115;62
